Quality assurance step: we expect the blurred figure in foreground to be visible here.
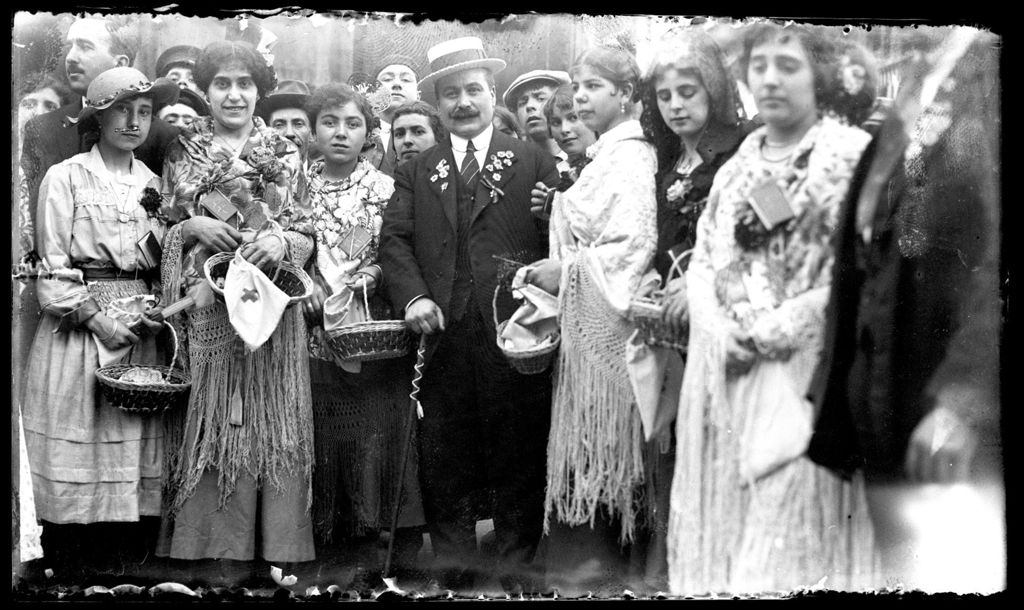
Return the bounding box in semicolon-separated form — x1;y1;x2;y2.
808;26;1003;594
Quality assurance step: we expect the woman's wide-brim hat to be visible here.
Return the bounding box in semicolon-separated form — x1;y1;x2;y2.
75;67;180;124
419;37;506;90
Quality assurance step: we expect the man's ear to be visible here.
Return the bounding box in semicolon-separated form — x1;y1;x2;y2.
114;55;130;68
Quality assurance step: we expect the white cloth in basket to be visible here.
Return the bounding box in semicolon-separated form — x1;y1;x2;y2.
322;284;367;373
224;251;290;351
500;265;559;351
94;294;159;366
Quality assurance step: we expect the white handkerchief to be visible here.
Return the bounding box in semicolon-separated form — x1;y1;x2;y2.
224;251;290;351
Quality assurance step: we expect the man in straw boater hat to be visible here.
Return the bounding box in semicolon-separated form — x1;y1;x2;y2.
379;36;559;595
501;69;571;165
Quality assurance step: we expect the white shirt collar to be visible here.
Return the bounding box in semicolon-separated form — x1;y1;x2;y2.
82;144;155;187
450;123;494;155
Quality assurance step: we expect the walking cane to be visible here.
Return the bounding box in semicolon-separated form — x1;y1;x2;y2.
381;333;429;589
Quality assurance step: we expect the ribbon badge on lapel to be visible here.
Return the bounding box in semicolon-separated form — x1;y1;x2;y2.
482;150;514;204
429;159;450;192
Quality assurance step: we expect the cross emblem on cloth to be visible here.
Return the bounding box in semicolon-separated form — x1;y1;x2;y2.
241;288;260;302
461;139;480;188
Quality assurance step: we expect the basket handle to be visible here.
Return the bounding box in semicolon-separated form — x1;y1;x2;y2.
359;276;374;322
667;248;693;284
267;233;292;284
492;283;502;330
162;321;182;383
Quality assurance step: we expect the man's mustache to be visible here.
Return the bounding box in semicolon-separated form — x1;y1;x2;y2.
450;109;479;120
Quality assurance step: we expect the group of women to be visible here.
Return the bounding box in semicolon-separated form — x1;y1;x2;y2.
527;23;879;594
21;21;884;595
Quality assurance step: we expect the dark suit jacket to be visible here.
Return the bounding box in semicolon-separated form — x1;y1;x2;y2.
20;99;181;239
807;41;1001;479
378;129;558;359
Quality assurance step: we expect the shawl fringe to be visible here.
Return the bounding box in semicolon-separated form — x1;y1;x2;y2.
544;258;648;545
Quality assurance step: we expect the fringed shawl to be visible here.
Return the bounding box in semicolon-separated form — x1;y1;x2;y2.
543;119;658;544
161;223;315;513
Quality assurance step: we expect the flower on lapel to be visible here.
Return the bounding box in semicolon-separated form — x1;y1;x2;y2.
430;159;450;183
485;151;515;184
666;179;687;203
480;174;505;204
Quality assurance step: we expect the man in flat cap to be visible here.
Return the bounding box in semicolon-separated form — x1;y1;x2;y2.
256;79;315;169
379;36;559;595
154;44;202;94
502;69;570;166
156;87;208;130
371;56;422;176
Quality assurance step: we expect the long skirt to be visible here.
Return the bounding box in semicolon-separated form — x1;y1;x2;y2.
21;278;163;524
158;302;316;562
667;323;878;595
309;355;425;544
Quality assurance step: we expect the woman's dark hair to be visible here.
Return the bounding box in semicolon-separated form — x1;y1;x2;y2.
640;28;743;173
194;40;277;98
738;23;844;116
491;105;524;139
832;40;879;126
304;82;377;152
392;100;448;142
542;85;576;123
19;72;75;107
570;45;642;104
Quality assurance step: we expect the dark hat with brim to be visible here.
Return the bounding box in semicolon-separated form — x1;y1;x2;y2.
157;86;210;117
155;45;201;79
255;79;313;121
74;67;180;124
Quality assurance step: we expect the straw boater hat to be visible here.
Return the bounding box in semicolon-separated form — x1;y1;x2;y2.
255;79;313;121
418;37;506;90
501;70;571;110
75;67;180;124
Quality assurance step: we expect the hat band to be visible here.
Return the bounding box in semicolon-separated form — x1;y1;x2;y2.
428;48;490;74
86;80;154;109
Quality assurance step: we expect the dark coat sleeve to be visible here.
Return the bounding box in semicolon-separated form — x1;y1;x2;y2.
20;115;47;240
379;158;431;314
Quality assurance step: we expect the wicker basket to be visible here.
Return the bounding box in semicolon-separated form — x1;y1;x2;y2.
493;283;559;375
95;322;191;415
326;281;414;362
627;249;691;352
204;250;313;306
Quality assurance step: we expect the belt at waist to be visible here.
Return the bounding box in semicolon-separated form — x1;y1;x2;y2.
80;267;156;282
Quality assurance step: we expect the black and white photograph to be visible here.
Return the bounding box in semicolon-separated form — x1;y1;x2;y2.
9;8;1005;601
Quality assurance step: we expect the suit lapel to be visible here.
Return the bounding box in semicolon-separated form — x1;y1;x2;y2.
470;131;519;226
425;141;458;232
58;102;84;157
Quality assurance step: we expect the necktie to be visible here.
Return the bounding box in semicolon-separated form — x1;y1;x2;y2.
461;139;480;188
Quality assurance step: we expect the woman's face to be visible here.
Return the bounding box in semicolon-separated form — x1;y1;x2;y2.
314;101;367;171
206;63;258;132
747;34;818;133
548;106;596;158
572;65;628;135
655;67;711;141
18;86;63;136
492;115;517;138
99;95;153;153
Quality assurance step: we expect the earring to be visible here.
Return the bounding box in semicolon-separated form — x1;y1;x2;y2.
620;100;626;114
